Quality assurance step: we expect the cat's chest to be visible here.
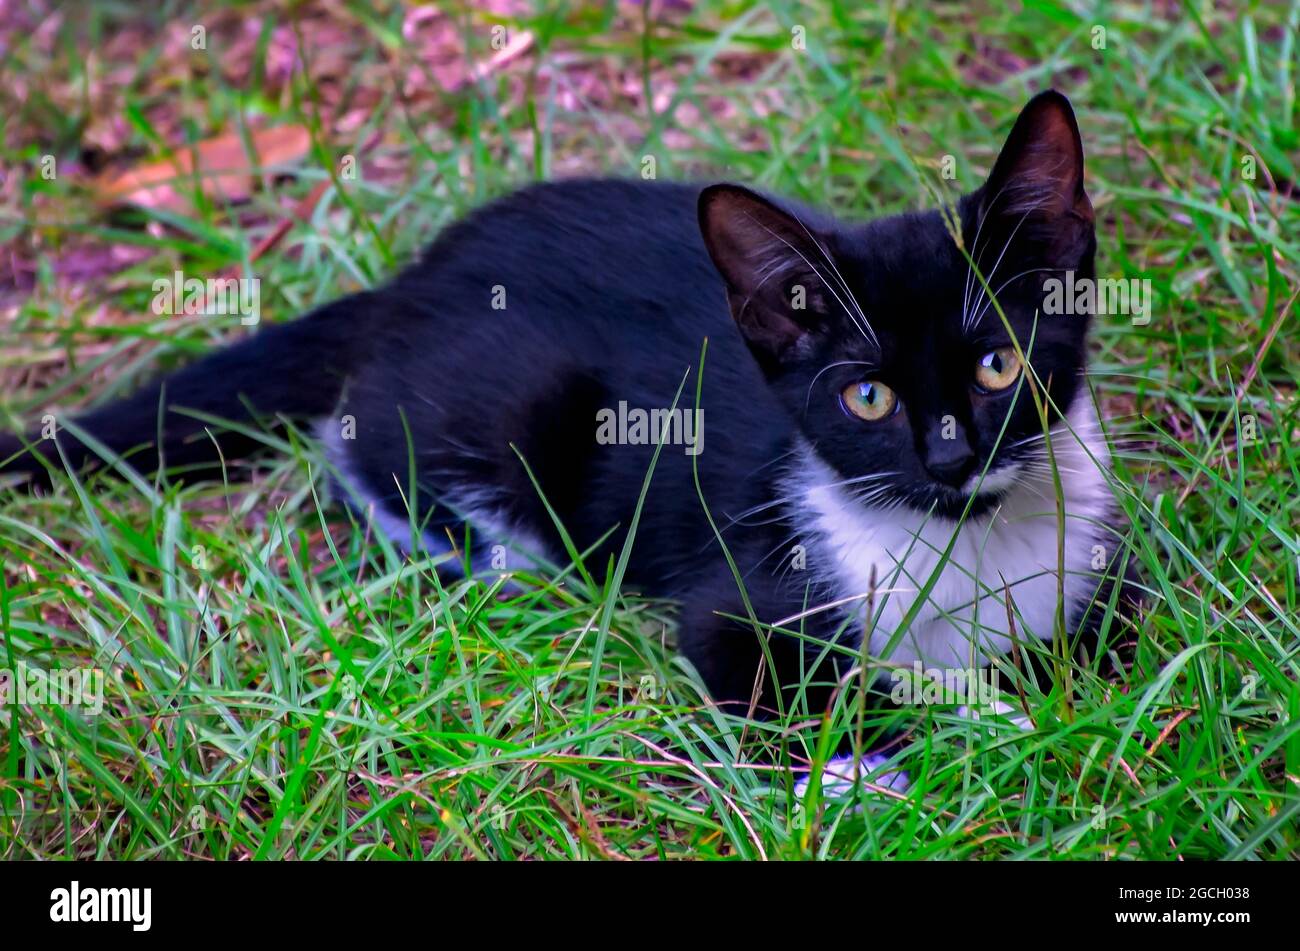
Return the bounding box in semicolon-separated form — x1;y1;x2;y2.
785;415;1111;668
802;494;1085;665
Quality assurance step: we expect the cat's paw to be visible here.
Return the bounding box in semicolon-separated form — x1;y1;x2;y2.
794;752;910;800
957;699;1034;731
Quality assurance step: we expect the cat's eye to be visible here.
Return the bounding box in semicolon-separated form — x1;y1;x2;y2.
974;347;1022;392
841;380;897;422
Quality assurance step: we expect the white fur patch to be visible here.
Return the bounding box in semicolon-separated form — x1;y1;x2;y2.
956;698;1034;731
785;398;1114;670
317;421;552;574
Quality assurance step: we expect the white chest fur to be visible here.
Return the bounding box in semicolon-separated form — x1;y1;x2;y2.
787;399;1114;669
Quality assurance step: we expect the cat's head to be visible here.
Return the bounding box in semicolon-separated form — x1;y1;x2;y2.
699;90;1096;519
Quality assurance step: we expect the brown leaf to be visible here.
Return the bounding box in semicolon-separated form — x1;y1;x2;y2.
96;125;312;213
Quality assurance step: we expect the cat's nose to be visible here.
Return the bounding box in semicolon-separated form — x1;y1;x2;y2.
925;450;976;488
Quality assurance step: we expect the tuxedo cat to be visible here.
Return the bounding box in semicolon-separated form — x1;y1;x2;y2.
1;92;1130;766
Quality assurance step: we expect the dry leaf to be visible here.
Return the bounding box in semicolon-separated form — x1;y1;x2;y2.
96;125;312;213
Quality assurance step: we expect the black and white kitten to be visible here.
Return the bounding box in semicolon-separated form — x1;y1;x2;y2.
1;92;1128;773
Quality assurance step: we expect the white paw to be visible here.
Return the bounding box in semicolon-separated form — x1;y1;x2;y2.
794;752;910;799
956;699;1034;731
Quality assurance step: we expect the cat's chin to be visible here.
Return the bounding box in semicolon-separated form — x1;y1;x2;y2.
928;488;1003;521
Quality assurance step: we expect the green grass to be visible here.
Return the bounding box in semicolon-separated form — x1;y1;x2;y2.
1;0;1298;859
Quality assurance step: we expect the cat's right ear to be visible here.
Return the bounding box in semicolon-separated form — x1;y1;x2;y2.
974;90;1094;269
698;184;836;374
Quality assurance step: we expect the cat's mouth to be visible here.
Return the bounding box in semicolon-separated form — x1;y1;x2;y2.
917;463;1022;520
960;464;1023;497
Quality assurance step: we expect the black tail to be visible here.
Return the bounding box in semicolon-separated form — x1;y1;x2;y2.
0;291;377;487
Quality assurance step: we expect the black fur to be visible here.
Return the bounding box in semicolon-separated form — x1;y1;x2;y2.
0;293;379;486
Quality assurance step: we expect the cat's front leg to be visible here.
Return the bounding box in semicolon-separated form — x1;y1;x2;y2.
677;578;846;722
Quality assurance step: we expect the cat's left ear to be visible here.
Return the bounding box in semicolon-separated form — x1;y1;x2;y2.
698;184;841;375
975;90;1095;269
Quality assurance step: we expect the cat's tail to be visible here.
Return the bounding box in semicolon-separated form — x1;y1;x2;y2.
0;291;379;487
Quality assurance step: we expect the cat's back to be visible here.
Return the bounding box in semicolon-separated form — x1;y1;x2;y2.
423;177;705;264
392;178;728;340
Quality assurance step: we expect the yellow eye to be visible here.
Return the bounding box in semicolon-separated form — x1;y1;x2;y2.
841;380;897;421
974;347;1022;391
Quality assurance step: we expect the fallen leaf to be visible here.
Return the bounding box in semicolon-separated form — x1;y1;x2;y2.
96;125;312;213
